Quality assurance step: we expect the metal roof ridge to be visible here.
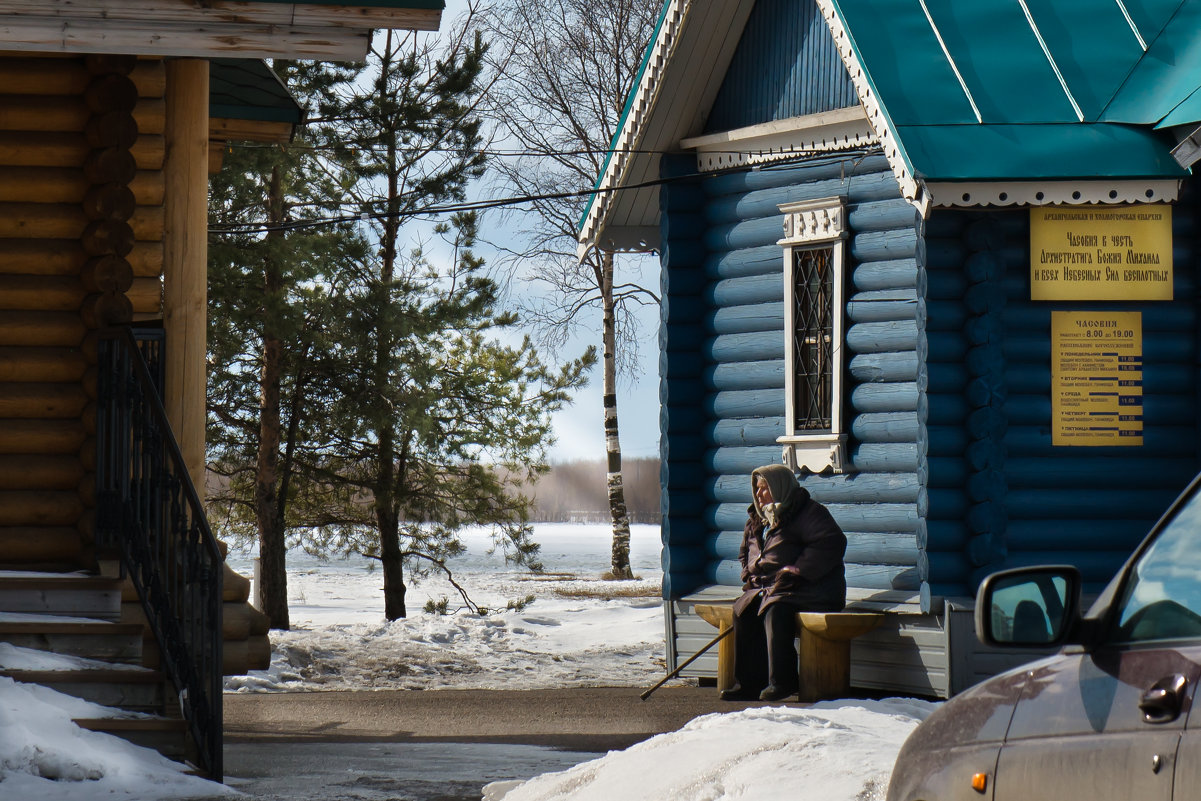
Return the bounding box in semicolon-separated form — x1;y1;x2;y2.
1097;0;1191;122
916;0;981;124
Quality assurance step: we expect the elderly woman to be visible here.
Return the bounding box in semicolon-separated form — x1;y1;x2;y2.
723;464;847;702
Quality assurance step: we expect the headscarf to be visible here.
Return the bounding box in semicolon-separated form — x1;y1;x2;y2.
751;464;801;528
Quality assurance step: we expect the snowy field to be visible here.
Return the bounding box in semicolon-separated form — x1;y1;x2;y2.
1;523;936;800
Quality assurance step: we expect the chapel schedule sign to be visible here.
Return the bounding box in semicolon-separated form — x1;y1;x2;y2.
1051;311;1143;446
1031;206;1172;301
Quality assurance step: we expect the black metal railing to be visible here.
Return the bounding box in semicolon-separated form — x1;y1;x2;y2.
95;327;223;780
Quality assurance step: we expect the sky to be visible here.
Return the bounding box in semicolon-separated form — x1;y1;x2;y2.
0;525;937;800
438;0;664;465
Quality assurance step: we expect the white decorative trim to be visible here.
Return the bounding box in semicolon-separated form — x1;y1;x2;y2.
577;0;690;259
681;108;878;173
924;180;1182;208
778;198;847;245
814;0;925;213
778;434;849;474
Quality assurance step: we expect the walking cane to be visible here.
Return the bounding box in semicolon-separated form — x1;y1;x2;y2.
640;625;733;701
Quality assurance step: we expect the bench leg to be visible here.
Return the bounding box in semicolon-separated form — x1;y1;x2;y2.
798;629;851;703
716;622;736;692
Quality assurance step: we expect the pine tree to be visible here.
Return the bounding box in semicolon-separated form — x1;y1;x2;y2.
207;61;366;630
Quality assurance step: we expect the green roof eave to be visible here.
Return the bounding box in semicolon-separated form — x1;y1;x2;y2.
899;123;1189;183
577;0;673;235
210;59;303;126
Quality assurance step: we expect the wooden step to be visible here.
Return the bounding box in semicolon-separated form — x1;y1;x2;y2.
2;668;166;711
74;717;189;759
0;620;143;662
0;575;122;621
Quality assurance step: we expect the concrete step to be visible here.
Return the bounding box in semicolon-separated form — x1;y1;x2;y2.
2;668;166;711
0;574;123;621
0;620;144;662
74;717;190;760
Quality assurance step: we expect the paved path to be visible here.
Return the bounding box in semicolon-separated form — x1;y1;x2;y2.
224;685;766;752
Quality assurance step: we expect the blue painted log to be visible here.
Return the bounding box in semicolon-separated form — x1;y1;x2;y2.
977;551;1131;585
660;351;706;379
921;333;968;363
924;300;968;331
707;417;786;448
707;471;921;505
924;269;968;300
967;471;1008;504
924;242;969;272
851;442;919;472
664;461;709;489
1005;519;1153;552
664;433;707;462
967;500;1007;535
708;389;785;418
662;405;708;432
662;490;708;520
966;408;1008;441
926;426;968;456
923;551;973;583
702;155;892;196
663;545;709;573
844;532;919;565
706;245;781;280
965;315;1006;347
925;212;968;238
704;216;787;253
709;303;785;335
964;283;1006;315
709;273;783;306
965;251;1006;283
852;258;918;291
923;519;970;550
846;320;918;353
1005;488;1182;519
1004;457;1197;490
848;198;919;232
1002;335;1195;363
926;363;969;393
852;382;918;413
706;445;785;474
706;531;743;560
705;360;786;391
1004;393;1195;425
850;288;918;304
706;331;784;362
850;352;918;383
847;298;919;323
707;474;756;503
662;323;706;351
852;229;917;262
926;488;969;518
925;456;968;488
660;240;708;269
920;394;969;425
707;560;921;590
704;170;899;223
852;412;919;442
709;502;919;533
966;376;1007;409
661;294;711;321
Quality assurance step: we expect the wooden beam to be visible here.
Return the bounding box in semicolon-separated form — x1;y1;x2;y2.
0;1;440;31
0;168;162;206
163;58;208;497
209;118;294;144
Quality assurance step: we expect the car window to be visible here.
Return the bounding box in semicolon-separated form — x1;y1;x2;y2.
1113;489;1201;644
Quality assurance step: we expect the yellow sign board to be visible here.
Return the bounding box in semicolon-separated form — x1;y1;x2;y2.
1031;206;1172;301
1051;311;1142;447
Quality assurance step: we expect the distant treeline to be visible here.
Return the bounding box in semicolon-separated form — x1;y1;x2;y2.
530;458;661;524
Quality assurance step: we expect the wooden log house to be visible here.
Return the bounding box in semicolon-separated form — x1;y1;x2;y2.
583;0;1201;698
0;0;444;779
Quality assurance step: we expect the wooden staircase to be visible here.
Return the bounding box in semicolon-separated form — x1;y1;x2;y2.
0;570;194;765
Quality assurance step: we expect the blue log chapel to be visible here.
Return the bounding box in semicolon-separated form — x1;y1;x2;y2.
579;0;1201;697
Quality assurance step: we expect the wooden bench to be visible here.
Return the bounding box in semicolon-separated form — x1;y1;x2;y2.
694;603;884;702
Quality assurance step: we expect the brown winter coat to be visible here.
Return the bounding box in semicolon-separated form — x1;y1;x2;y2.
733;474;847;617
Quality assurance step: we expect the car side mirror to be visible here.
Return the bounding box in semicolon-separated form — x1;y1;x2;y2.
976;566;1082;648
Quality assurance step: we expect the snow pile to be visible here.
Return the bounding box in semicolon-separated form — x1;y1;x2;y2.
0;676;233;800
483;699;936;801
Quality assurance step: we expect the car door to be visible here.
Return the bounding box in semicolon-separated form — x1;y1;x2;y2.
994;490;1201;801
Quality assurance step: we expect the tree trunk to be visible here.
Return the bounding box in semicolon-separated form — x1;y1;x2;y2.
256;164;290;630
601;250;634;580
378;504;407;620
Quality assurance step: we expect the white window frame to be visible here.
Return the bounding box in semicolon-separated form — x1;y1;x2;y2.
777;197;849;474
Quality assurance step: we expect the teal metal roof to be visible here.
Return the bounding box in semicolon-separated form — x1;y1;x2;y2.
828;0;1201;182
210;60;303;125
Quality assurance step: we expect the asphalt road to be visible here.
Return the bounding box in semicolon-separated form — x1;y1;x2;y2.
224;685;767;752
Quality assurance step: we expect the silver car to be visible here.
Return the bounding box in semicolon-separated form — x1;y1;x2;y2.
888;473;1201;801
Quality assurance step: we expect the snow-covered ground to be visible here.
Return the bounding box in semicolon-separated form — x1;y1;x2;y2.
1;523;934;800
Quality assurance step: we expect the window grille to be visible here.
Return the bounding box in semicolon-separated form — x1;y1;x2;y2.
792;247;834;431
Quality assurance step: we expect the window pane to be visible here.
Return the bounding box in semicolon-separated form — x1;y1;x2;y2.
793;247;833;430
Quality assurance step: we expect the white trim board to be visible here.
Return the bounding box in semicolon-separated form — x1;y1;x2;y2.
681;107;878;172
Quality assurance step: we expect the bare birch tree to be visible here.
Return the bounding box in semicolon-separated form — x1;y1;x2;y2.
479;0;662;579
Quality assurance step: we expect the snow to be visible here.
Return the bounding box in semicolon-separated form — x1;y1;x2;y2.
1;523;933;800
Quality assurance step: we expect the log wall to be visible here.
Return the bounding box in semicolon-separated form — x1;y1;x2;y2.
0;52;165;569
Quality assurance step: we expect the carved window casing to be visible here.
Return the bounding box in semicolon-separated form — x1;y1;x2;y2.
777;197;848;473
